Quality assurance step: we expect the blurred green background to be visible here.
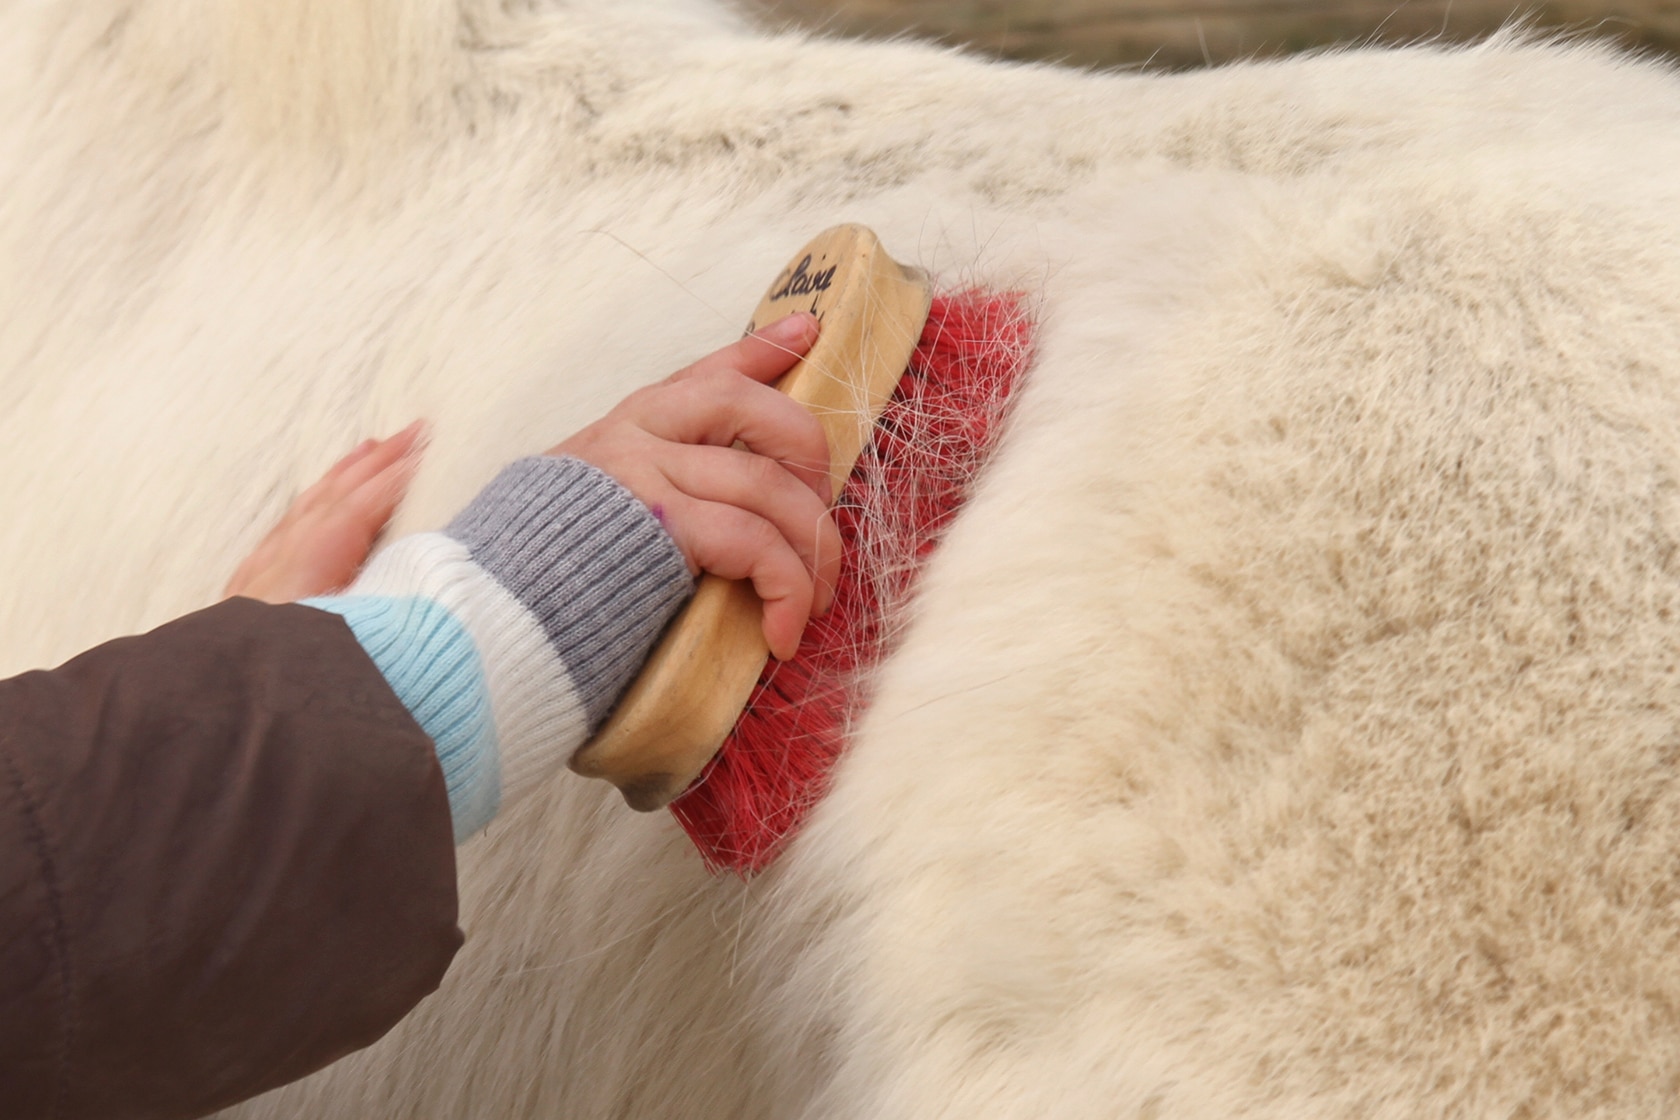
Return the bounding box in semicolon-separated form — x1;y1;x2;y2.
749;0;1680;69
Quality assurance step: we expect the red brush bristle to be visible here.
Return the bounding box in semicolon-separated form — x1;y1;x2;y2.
668;291;1037;874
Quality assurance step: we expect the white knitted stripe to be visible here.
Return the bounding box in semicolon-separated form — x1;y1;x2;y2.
350;532;590;806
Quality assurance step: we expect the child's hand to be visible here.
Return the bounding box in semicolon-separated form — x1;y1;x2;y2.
225;422;426;604
552;313;841;660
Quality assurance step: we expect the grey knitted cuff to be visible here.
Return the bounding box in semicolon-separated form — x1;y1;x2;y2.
446;456;694;726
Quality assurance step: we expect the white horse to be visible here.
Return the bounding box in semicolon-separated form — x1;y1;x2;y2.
4;2;1680;1115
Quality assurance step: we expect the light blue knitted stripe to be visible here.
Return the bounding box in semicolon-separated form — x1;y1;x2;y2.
304;595;501;844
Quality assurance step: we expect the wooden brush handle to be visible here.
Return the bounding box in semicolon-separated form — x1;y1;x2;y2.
570;225;932;811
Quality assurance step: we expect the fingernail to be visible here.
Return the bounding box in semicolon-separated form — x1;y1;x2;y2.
763;312;817;344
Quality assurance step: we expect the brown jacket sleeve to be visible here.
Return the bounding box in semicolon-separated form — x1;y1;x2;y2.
0;598;463;1120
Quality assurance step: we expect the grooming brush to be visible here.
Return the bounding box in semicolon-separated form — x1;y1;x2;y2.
571;225;1035;873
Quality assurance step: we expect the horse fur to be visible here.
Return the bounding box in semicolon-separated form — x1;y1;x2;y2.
4;2;1680;1116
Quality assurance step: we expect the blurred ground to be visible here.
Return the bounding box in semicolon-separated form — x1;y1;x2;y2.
750;0;1680;69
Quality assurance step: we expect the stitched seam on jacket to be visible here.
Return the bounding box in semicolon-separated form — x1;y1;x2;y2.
0;739;75;1120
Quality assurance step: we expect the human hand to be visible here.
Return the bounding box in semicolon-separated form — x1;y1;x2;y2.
225;421;426;604
552;313;841;660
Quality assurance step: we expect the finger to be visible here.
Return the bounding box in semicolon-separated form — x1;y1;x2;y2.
656;442;841;614
295;433;384;513
338;444;423;538
290;422;420;518
632;374;832;501
330;420;427;503
666;494;816;660
329;437;383;478
670;312;818;386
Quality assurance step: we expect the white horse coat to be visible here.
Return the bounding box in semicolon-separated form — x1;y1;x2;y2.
3;2;1680;1116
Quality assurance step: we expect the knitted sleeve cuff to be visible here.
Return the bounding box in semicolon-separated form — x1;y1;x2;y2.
303;595;501;843
445;455;694;726
313;456;693;839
